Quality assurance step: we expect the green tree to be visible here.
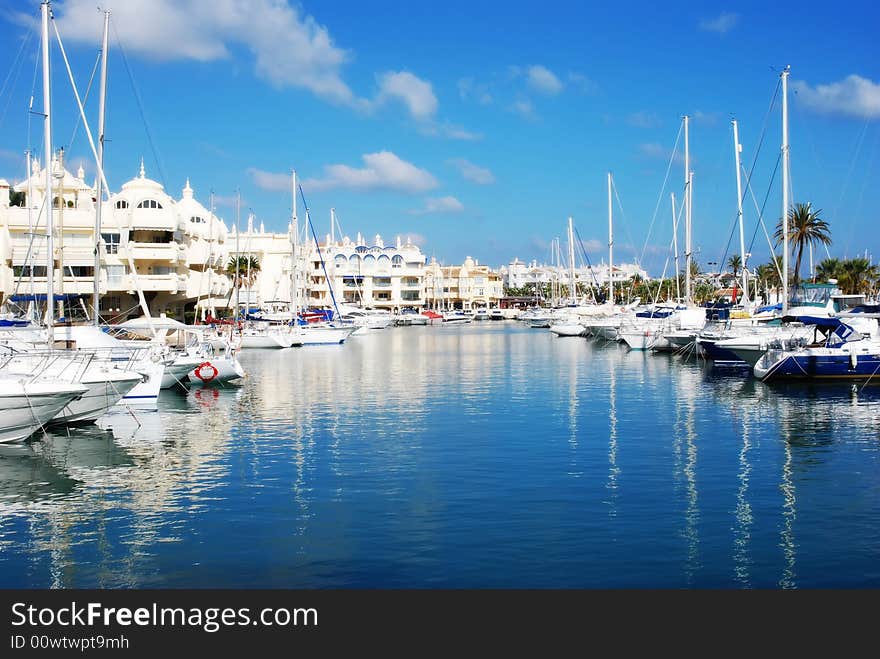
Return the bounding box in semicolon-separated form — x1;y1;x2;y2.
774;203;832;285
815;257;843;283
226;255;261;289
727;254;742;280
838;257;879;295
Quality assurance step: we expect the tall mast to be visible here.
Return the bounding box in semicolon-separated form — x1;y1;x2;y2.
26;151;35;318
207;190;214;319
234;189;241;322
671;193;680;301
683;114;692;306
330;207;335;245
92;9;109;325
732;119;748;305
41;1;54;344
607;172;614;305
290;170;298;321
567;216;576;304
781;65;790;313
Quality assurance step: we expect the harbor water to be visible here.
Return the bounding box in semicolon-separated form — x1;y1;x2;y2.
1;323;878;588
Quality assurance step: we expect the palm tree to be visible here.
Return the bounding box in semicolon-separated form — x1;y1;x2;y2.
774;202;832;285
839;257;879;295
755;257;783;305
815;257;842;283
226;255;261;289
727;254;742;280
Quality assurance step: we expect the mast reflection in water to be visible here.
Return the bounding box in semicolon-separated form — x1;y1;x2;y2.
1;324;878;588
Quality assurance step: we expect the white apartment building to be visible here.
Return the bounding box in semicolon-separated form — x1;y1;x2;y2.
0;156;231;322
423;256;504;310
500;257;649;292
229;230;428;313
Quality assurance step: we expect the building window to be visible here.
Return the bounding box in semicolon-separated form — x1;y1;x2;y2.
392;255;403;267
106;265;125;284
115;199;129;209
13;265;47;277
362;254;376;271
136;199;163;209
189;216;205;224
334;254;347;268
101;232;121;254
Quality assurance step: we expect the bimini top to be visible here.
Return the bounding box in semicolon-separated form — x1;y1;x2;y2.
781;315;858;342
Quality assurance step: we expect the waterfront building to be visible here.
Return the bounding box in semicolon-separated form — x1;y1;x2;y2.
229;230;428;313
423;256;504;310
499;257;649;294
0;156;231;322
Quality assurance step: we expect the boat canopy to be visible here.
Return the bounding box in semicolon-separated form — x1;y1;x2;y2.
780;315;857;342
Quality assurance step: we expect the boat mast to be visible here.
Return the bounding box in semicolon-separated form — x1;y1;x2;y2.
671;193;680;301
567;216;576;304
781;65;790;314
732;119;748;306
330;207;335;245
92;9;109;325
683;114;692;306
234;189;241;322
290;170;298;322
607;172;614;306
41;0;55;345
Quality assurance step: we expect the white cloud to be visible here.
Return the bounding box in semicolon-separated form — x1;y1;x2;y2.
510;99;537;120
458;77;493;105
792;74;880;119
692;110;720;125
627;111;662;128
699;12;739;34
408;196;464;215
53;0;360;107
526;65;563;95
375;71;438;119
419;122;483;141
567;72;598;94
448;159;495;185
301;152;438;193
247;168;292;192
639;142;686;165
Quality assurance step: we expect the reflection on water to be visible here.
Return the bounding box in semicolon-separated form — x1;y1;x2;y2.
1;324;879;588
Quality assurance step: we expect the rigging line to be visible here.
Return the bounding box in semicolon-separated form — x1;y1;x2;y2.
611;177;639;269
836;116;872;256
298;185;342;320
0;26;34;131
745;153;785;283
639;119;683;265
111;19;168;187
67;48;102;151
573;226;602;290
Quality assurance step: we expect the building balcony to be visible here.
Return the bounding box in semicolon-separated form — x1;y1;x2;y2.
128;242;180;262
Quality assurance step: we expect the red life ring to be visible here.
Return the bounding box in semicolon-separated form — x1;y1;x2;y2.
194;361;219;382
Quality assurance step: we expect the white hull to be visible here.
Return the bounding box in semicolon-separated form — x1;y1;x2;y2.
240;331;299;349
299;326;356;345
0;381;88;443
549;323;586;337
160;356;203;388
186;356;246;384
51;372;142;424
120;361;164;410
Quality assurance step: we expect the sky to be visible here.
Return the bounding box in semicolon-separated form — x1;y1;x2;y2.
0;0;878;277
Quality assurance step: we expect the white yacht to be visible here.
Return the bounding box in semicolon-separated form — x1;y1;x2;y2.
0;375;88;443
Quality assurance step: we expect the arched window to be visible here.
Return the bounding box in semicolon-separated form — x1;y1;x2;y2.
334;254;347;268
392;255;404;267
377;254;391;271
137;199;163;209
355;245;368;254
349;254;361;266
115;199;129;209
362;254;376;271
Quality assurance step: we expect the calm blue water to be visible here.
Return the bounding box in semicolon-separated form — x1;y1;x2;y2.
1;323;878;588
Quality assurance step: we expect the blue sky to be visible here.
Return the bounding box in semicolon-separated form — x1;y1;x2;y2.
1;0;878;276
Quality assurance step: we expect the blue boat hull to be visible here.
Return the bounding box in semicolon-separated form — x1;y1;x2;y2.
761;352;880;381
